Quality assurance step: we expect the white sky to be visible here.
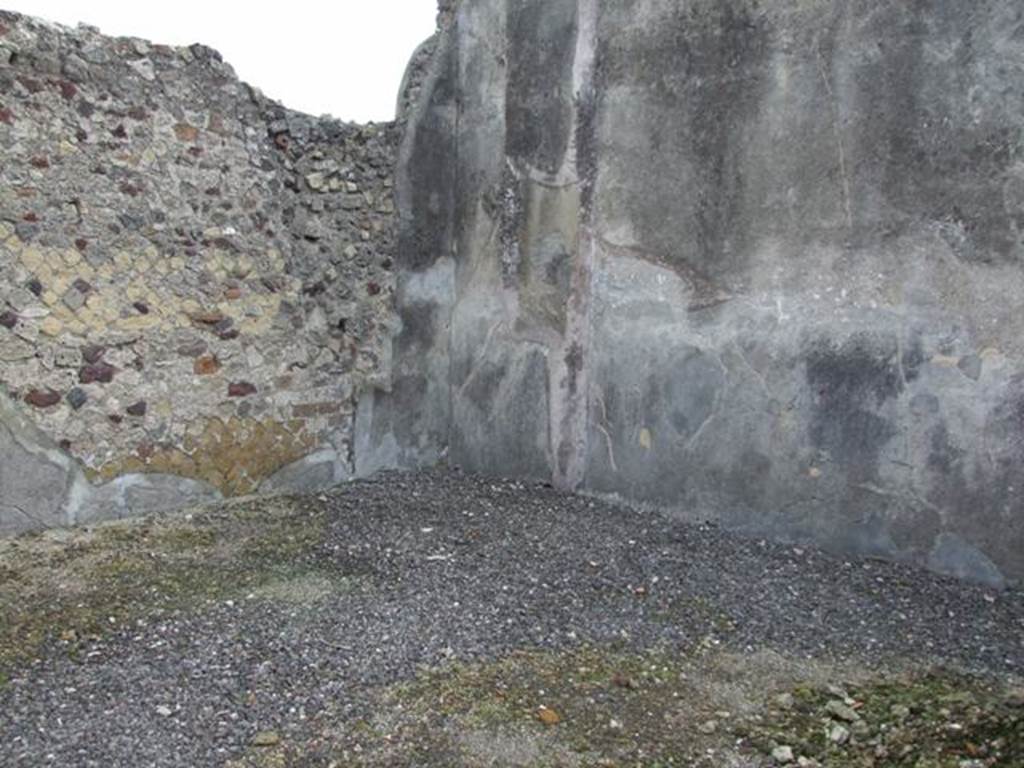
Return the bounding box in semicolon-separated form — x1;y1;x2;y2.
1;1;438;121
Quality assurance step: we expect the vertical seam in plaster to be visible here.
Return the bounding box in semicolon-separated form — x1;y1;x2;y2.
555;0;599;490
445;9;463;462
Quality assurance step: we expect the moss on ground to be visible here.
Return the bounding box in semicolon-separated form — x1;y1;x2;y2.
386;645;698;762
282;649;1021;768
739;671;1024;767
0;495;344;677
3;496;1021;767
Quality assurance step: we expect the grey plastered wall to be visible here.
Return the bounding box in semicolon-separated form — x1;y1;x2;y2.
355;18;459;475
385;0;1024;587
0;389;222;534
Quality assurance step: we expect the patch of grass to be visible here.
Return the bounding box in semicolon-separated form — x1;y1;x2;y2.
375;645;708;766
0;497;351;675
740;670;1024;767
296;648;1023;768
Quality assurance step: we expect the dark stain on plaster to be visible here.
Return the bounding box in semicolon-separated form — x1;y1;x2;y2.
506;0;578;175
805;333;902;483
852;1;1024;264
595;1;771;286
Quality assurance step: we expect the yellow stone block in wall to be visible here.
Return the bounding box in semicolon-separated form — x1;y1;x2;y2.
113;251;133;271
19;246;43;271
0;222;11;241
33;263;54;285
234;255;254;278
116;314;160;331
42;290;60;307
52;305;73;322
63;249;82;266
51;275;71;296
40;316;63;336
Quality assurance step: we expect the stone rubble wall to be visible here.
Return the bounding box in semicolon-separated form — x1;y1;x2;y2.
0;10;398;530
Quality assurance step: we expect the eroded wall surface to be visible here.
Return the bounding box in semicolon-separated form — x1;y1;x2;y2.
0;11;398;529
394;0;1024;587
5;1;1023;588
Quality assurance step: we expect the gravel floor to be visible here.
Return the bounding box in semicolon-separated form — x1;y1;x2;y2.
1;469;1021;766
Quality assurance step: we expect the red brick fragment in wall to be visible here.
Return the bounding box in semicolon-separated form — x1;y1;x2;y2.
191;311;225;326
57;80;77;100
17;76;43;94
228;381;257;397
79;363;116;384
25;389;61;408
174;123;199;142
193;355;220;375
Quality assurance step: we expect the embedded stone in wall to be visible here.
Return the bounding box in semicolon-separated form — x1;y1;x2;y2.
0;9;401;528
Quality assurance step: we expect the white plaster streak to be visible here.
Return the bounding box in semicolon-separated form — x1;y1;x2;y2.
594;390;619;473
685;353;728;452
730;341;770;398
545;0;599;490
456;319;505;401
815;42;853;230
853;482;943;517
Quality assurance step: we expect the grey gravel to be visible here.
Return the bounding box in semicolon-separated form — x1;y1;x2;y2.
1;468;1022;766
